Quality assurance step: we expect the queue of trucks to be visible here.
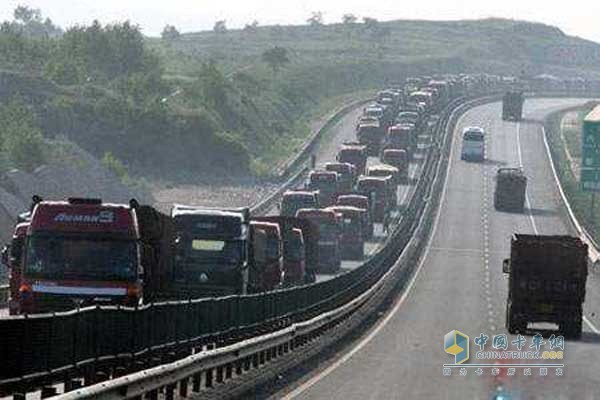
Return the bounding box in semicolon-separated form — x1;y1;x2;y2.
0;73;534;315
280;75;471;276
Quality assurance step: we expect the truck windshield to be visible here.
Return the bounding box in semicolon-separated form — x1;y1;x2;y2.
185;239;243;264
463;132;484;141
283;197;316;216
24;236;137;281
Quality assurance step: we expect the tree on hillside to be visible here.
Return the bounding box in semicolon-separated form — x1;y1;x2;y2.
9;5;62;37
161;25;180;40
197;61;228;110
244;20;259;32
262;46;290;73
342;14;357;24
363;17;379;29
213;20;227;33
0;97;46;172
307;12;324;26
45;21;160;85
14;6;41;24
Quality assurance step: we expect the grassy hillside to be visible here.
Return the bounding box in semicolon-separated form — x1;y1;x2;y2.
149;18;600;79
2;13;600;184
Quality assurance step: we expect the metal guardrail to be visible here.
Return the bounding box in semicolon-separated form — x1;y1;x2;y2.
48;94;500;400
42;93;500;398
4;89;587;398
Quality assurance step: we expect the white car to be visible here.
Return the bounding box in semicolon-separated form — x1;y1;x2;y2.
460;126;485;161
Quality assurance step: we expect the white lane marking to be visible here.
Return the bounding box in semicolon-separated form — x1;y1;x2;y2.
583;316;600;334
282;111;466;400
515;122;539;235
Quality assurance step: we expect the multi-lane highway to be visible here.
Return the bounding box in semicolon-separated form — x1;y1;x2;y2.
276;98;600;400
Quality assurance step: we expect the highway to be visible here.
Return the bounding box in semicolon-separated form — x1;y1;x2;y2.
267;103;431;283
277;98;600;400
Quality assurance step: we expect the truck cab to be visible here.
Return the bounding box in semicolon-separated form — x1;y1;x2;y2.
248;221;284;292
171;205;250;297
3;197;145;314
335;194;373;239
325;162;356;192
295;208;341;274
326;206;365;260
337;143;368;175
307;170;339;207
381;149;409;182
357;176;391;223
252;216;319;286
357;121;385;156
280;190;319;217
386;125;413;156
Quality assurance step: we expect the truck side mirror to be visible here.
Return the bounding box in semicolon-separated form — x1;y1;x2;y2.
502;258;510;274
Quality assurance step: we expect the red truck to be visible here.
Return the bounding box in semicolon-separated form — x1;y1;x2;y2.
326;206;365;260
295;208;341;274
2;197;161;314
307;170;339;207
337;143;368;176
248;221;284;292
2;197;271;314
252;216;319;285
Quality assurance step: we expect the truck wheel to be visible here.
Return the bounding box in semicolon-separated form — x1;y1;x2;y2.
506;306;525;334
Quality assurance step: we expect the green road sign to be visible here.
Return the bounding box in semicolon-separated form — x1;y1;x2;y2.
581;106;600;191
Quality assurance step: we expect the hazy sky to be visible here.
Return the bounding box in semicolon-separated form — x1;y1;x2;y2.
1;0;598;42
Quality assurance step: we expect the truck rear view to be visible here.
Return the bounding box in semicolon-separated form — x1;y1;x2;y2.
504;234;588;338
502;91;524;121
494;168;527;212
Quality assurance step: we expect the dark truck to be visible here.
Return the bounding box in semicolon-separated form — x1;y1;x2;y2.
502;91;524;121
503;234;588;339
170;205;250;297
494;168;527;213
252;216;319;285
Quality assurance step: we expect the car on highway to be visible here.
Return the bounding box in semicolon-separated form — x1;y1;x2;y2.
460;126;485;161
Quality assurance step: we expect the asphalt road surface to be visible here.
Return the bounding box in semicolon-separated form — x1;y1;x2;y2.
278;98;600;400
